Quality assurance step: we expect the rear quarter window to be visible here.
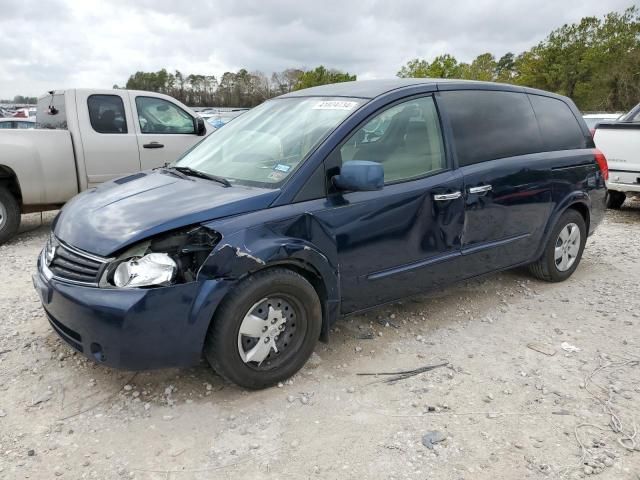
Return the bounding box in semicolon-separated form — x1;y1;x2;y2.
36;93;67;129
529;95;587;151
439;90;541;167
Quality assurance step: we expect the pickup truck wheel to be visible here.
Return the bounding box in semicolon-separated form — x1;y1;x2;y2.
0;187;20;245
606;191;626;209
528;209;586;282
204;268;322;389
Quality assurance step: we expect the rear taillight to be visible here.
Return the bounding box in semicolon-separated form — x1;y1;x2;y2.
594;148;608;181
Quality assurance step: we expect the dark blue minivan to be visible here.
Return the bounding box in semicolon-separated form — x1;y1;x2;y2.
34;79;607;388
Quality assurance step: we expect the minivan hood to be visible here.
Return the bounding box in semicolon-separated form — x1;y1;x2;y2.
54;170;278;256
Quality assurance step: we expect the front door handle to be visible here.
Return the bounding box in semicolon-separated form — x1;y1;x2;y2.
433;192;462;201
143;142;164;149
468;185;492;195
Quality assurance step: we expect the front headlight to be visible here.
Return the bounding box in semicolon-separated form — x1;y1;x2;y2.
113;253;177;288
103;226;220;288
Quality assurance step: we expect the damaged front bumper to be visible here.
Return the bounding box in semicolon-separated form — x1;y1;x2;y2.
33;255;230;370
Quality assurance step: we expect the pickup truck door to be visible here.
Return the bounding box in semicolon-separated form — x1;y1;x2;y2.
75;90;141;186
130;94;206;169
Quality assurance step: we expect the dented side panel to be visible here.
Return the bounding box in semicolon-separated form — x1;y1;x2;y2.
200;167;467;318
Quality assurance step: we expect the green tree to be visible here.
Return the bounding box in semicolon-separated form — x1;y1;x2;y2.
397;54;461;78
293;66;356;90
514;6;640;110
495;53;516;83
397;58;430;78
466;53;497;81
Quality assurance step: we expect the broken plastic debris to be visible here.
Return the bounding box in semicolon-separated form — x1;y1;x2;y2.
561;342;580;353
527;342;556;356
422;430;447;449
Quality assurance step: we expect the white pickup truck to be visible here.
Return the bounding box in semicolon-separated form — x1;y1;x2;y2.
0;89;212;243
594;103;640;209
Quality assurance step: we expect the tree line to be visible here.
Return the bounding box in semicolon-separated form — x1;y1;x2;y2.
0;95;38;105
398;6;640;111
116;66;355;108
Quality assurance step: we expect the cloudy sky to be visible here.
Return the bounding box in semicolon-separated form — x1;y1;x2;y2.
0;0;632;99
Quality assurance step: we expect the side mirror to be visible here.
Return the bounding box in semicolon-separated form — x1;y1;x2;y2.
332;160;384;192
195;117;207;136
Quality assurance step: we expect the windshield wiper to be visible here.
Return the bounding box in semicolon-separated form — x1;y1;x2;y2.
172;166;232;187
158;166;190;180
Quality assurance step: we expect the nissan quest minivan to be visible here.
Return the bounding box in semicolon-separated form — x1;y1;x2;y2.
34;79;607;389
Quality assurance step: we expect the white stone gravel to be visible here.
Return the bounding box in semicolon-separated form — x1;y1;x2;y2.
1;206;640;479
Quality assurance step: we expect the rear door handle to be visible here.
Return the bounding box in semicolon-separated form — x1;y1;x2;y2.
433;192;462;201
468;185;492;195
143;142;164;149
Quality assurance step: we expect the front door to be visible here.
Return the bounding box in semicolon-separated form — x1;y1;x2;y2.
131;95;203;169
317;95;466;313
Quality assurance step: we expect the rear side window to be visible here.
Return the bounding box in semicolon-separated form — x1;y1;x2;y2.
529;95;587;151
36;93;67;129
439;90;541;166
87;95;128;134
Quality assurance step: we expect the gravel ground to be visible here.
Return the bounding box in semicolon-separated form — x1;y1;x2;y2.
1;203;639;480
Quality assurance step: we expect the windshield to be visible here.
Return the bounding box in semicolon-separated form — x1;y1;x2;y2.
175;97;364;187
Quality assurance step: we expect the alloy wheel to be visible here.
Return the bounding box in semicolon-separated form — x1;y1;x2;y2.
554;222;580;272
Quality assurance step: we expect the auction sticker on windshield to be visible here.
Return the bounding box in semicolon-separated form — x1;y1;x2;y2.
312;100;359;110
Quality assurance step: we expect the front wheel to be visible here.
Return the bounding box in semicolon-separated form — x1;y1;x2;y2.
528;209;587;282
204;268;322;389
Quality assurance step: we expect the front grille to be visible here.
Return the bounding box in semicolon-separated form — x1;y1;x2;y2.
47;237;108;285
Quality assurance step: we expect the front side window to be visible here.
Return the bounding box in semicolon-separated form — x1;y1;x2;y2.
87;95;128;134
136;97;195;134
176;97;364;187
340;96;446;183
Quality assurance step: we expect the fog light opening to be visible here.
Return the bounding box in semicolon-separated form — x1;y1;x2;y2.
90;343;105;362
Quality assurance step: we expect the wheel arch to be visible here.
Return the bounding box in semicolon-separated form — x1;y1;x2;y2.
0;164;23;207
199;234;340;343
535;195;591;262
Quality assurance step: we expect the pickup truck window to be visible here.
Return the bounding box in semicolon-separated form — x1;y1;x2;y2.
87;95;128;134
36;93;67;129
135;97;195;134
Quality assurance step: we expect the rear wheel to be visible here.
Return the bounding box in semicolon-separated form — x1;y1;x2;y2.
606;191;626;209
0;187;20;245
204;268;322;389
529;209;586;282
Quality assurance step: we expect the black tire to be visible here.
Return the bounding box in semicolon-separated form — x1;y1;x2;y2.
204;268;322;389
606;191;626;209
0;187;21;245
528;209;587;282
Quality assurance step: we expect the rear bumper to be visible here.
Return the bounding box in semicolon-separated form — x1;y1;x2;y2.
607;182;640;194
607;171;640;193
33;256;230;370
